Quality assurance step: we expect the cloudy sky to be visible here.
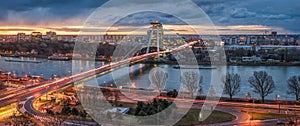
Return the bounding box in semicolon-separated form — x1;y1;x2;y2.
0;0;299;35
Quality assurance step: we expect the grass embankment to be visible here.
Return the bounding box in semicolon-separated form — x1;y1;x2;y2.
248;112;295;120
117;102;235;125
175;109;236;125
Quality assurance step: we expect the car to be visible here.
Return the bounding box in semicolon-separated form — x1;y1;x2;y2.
276;119;285;125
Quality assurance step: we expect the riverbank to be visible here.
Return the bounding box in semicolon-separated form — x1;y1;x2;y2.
143;60;300;66
0;54;111;62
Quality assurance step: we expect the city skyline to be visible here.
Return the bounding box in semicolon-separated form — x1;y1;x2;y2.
0;1;300;125
0;0;299;35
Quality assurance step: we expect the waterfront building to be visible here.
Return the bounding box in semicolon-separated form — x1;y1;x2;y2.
242;56;262;62
0;35;17;42
17;33;26;42
103;34;127;43
30;32;43;42
57;35;77;42
46;31;57;41
224;45;254;51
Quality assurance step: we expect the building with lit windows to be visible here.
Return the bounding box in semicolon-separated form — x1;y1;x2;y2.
30;32;43;42
17;33;26;42
46;31;57;41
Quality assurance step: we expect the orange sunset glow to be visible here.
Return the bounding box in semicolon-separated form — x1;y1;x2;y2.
0;24;288;35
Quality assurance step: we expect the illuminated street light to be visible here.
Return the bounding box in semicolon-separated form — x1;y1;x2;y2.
245;92;251;101
277;94;281;113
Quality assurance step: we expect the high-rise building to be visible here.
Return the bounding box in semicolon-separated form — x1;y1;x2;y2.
17;33;26;42
271;31;278;45
31;32;43;42
271;31;277;37
46;31;57;41
103;34;127;43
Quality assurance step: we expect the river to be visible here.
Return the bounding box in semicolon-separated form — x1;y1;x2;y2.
1;56;299;100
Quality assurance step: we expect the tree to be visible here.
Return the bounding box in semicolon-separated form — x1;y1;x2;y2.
9;114;33;126
43;109;66;126
46;109;55;115
43;114;65;126
61;106;71;115
167;89;178;98
287;76;300;101
79;111;88;118
149;67;168;95
181;71;203;98
135;101;145;116
248;71;275;103
223;73;241;100
71;108;79;116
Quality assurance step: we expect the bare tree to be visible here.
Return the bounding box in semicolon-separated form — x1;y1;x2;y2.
8;114;33;126
223;73;241;100
149;67;168;95
248;71;275;103
287;76;300;101
43;114;65;126
181;71;203;98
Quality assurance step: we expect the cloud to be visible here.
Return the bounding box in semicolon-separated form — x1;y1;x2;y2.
230;8;256;18
164;29;189;32
261;14;292;20
113;12;186;26
0;0;299;34
0;28;34;32
2;7;92;26
218;17;230;23
48;27;81;33
0;0;107;26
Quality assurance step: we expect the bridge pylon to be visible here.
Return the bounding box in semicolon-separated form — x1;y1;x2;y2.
146;20;164;61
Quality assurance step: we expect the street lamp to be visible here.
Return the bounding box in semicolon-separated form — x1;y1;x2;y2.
245;92;251;101
131;82;136;93
295;101;298;125
46;86;50;101
53;74;57;80
40;74;44;81
245;92;254;124
285;110;288;121
277;94;281;113
6;72;11;85
68;70;71;76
